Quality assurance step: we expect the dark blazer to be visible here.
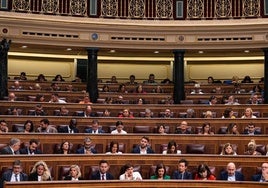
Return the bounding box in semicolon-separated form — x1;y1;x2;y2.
64;175;83;180
58;126;79;133
219;171;244;181
19;147;42;155
132;146;154;154
252;174;264;182
0;146;19;155
172;171;192;180
28;172;51;181
84;128;105;134
0;170;28;188
243;130;261;135
76;147;97;154
90;171;114;180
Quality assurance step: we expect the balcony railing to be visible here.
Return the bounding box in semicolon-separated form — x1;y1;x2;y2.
3;0;263;20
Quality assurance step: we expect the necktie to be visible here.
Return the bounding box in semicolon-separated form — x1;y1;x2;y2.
15;174;18;181
101;174;105;180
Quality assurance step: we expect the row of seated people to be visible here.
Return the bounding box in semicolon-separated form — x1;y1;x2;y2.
7;88;263;105
9;80;174;93
3;103;263;119
7;91;173;104
1;158;267;185
0;135;267;156
3;117;264;135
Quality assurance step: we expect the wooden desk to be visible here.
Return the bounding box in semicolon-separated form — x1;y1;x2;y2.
4;180;267;188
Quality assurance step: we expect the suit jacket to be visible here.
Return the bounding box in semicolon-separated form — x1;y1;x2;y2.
90;171;114;180
36;126;58;133
219;171;244;181
58;126;79;133
251;174;265;182
28;172;51;181
243;130;261;135
64;175;83;180
132;146;154;154
84;128;105;134
76;147;97;154
172;171;192;180
19;147;42;155
0;170;28;188
0;146;19;155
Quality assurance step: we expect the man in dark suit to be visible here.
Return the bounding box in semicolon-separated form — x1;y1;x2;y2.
243;122;261;135
252;163;268;182
132;136;154;154
219;162;244;181
58;119;79;133
0;138;21;155
172;159;192;180
91;160;114;180
85;120;105;134
76;137;97;154
19;139;42;155
0;160;28;188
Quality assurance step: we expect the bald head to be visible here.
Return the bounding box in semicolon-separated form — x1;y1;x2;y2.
227;162;236;176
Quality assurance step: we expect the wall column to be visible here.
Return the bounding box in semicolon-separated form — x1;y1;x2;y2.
86;47;99;103
173;50;185;104
0;39;10;100
263;48;268;104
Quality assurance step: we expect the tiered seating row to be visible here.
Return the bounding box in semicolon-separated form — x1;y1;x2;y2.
0;134;267;155
1;101;268;118
8;80;262;94
0;154;266;181
10;90;172;104
2;116;268;134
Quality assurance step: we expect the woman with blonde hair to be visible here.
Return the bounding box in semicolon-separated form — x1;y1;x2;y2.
244;139;262;155
64;165;83;180
28;161;51;181
241;107;257;118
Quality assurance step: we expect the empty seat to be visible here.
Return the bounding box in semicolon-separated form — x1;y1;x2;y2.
133;126;151;133
218;126;228;134
256;145;266;155
253;111;260;117
74;111;84;116
180;100;193;104
96;98;105;103
58;166;70;180
27;96;36;101
186;144;205;154
53;110;61;116
96;111;104;117
12;124;24;132
28;109;35;115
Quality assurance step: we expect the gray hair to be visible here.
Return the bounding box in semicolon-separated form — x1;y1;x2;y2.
10;138;21;146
